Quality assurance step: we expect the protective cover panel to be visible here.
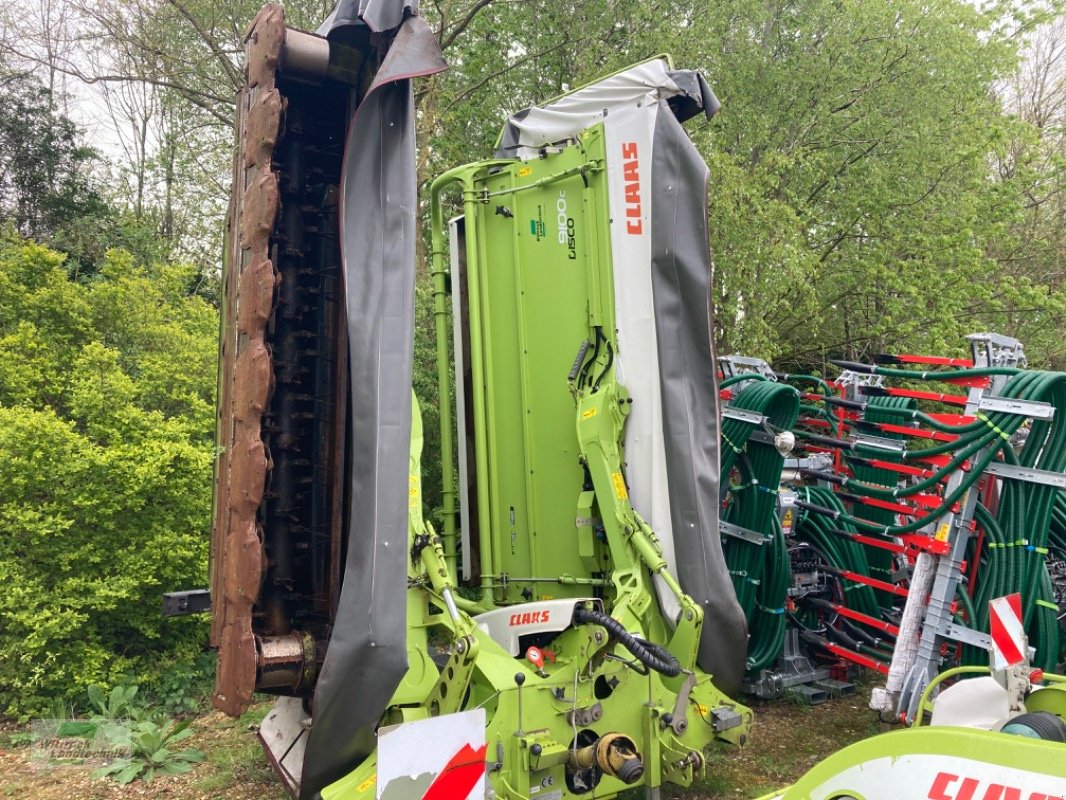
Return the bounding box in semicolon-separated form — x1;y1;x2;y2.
648;106;746;696
316;0;416;35
497;59;718;158
496;58;747;693
452;141;615;603
602;99;676;582
300;13;446;800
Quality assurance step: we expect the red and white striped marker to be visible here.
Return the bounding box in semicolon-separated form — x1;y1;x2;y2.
989;593;1027;670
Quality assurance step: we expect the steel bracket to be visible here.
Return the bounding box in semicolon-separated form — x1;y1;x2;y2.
719;520;771;546
982;461;1066;489
977;395;1054;420
722;407;769;426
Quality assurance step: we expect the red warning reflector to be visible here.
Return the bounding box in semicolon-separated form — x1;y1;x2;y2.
989;593;1026;669
525;646;545;670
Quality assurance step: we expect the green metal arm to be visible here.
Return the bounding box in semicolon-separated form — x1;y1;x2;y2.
911;666;992;727
570;367;704;676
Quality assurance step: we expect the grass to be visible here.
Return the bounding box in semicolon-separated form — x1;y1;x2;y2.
686;682;886;798
619;682;884;800
190;704;287;799
0;686;886;800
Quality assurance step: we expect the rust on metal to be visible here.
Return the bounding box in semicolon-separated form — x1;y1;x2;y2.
228;420;270;509
215;515;262;714
237;258;280;335
239;169;279;254
257;632;316;692
246;4;285;90
212;3;285;718
213;2;352;719
243;89;283;169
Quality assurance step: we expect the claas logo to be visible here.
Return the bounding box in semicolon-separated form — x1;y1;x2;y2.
508;610;550;626
621;142;642;235
928;771;1064;800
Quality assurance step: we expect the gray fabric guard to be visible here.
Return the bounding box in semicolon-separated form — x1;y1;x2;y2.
649;102;748;696
494;68;717;156
664;71;720;123
300;12;446;800
316;0;417;35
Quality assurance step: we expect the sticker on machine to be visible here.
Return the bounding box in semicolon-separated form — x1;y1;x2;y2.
806;753;1064;800
376;709;487;800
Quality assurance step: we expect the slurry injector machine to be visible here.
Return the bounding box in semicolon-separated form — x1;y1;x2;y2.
712;339;1066;708
715;339;1066;797
717;335;1066;720
209;2;751;798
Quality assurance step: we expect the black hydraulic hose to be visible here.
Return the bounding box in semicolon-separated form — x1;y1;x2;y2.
794;487;881;619
795;431;856;451
574;606;681;677
824;622;862;652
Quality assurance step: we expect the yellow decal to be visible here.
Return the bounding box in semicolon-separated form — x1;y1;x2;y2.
781;509;794;529
611;472;628;500
582;407;597;420
695;703;709;716
541;594;554;601
518;166;533;177
935;523;950;542
358;773;376;794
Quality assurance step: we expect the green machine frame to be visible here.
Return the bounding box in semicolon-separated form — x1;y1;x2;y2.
323;77;751;799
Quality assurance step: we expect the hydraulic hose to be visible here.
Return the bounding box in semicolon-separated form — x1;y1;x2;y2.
724;360;1066;678
574;606;681;677
829;360;1019;381
849;395;917;604
720;373;770;389
721;380;800;671
794;486;881;621
797;368;1066;671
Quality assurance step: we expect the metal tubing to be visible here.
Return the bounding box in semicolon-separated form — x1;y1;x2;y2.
441;588;461;622
429;178;458;580
256;631;314;691
429;163;512;598
463;178;502;600
280;28;330;82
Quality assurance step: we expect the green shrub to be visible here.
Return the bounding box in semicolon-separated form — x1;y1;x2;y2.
0;239;216;719
148;650;216;716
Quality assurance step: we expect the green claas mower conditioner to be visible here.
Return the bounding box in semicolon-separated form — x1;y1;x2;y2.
211;3;749;798
206;2;1066;799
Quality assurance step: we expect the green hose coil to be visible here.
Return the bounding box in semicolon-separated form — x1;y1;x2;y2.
720;380;800;671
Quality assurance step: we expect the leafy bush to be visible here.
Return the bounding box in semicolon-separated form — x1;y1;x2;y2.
0;238;217;719
148;650;216;716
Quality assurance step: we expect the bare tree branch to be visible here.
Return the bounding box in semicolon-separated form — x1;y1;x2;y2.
165;0;242;91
